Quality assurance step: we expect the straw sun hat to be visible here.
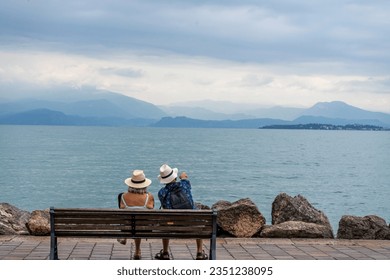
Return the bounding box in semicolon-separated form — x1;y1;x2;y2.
158;164;178;184
124;170;152;189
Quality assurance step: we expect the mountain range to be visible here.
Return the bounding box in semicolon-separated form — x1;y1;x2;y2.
1;87;390;128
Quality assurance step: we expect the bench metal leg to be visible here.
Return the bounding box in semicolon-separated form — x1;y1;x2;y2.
210;237;216;260
49;207;59;260
210;210;217;260
50;236;59;260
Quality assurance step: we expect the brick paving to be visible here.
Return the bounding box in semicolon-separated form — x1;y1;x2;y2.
1;235;390;260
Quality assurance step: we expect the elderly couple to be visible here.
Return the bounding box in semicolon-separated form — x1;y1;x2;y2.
117;163;208;260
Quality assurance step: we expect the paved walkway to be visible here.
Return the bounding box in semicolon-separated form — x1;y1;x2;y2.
1;235;390;260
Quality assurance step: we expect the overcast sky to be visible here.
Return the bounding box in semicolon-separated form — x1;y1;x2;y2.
1;0;390;112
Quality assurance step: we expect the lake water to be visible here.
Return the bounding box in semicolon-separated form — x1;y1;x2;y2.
1;125;389;233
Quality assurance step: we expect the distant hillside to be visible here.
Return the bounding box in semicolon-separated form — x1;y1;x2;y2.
300;101;390;125
0;109;92;126
2;90;390;128
246;106;304;120
163;100;305;120
0;109;157;126
152;116;290;128
162;100;390;125
158;105;253;120
0;87;167;120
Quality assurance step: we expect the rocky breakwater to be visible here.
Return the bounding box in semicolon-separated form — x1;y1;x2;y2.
26;209;51;235
2;196;390;239
259;193;334;238
212;198;266;238
337;215;390;240
0;203;50;236
0;203;31;235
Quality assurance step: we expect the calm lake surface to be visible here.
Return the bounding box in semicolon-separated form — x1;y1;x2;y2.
1;125;389;232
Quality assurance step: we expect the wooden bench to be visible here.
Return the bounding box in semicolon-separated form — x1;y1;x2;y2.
49;207;218;260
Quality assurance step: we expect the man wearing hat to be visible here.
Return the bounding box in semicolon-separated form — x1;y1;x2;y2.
117;169;155;260
155;163;208;260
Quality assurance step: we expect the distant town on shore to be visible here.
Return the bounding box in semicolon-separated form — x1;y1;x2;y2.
260;123;389;131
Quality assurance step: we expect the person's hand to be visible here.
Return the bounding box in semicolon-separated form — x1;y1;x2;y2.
179;172;188;179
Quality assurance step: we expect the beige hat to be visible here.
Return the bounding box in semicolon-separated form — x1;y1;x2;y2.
158;164;178;184
125;170;152;189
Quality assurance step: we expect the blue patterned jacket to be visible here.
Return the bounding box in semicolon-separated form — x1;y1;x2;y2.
158;179;195;209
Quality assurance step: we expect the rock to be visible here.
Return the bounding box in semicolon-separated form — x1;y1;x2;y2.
0;203;31;235
26;209;50;236
270;193;334;238
212;198;266;238
337;215;390;240
212;200;232;209
272;193;332;227
195;202;210;210
260;221;334;238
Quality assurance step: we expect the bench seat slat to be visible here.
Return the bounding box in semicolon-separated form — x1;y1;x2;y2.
54;216;213;223
54;209;212;215
54;224;211;232
56;219;212;227
54;215;213;221
54;231;213;237
55;232;212;239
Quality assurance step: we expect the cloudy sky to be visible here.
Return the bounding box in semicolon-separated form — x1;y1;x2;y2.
1;0;390;112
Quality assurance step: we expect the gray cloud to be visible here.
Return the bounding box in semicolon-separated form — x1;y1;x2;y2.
238;74;274;88
1;0;389;72
99;67;143;78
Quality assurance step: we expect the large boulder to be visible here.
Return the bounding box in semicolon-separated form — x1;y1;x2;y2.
272;193;332;227
26;209;50;236
260;221;334;238
0;203;31;235
270;193;334;238
212;198;266;238
337;215;390;240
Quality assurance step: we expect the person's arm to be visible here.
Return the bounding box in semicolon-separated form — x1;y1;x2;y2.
180;172;191;190
179;175;195;209
148;193;155;209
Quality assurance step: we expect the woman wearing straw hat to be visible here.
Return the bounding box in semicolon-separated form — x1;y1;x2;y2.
154;163;208;260
117;169;154;260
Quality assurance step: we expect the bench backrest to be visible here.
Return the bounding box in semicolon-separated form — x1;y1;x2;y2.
50;208;217;239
